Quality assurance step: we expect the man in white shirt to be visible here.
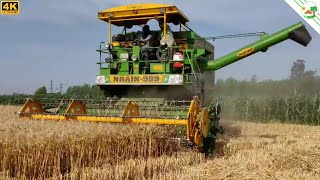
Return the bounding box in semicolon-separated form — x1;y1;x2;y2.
159;22;176;47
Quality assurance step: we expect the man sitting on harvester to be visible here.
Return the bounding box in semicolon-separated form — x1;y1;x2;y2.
158;20;176;47
140;21;176;64
140;25;153;73
140;25;153;60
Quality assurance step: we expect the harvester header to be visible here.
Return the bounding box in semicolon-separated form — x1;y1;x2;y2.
18;96;223;152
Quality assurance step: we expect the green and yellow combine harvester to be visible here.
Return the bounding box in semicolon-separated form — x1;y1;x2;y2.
18;4;312;152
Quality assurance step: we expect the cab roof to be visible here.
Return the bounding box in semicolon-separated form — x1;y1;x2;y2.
98;4;189;27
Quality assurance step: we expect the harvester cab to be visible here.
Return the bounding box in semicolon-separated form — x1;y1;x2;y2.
96;4;215;100
18;4;312;154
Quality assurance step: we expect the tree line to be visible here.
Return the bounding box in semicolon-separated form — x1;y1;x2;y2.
0;84;105;105
212;59;319;97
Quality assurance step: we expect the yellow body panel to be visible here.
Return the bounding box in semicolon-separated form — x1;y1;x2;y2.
28;115;187;126
78;116;123;123
31;115;66;121
98;3;189;26
112;41;120;47
103;4;172;12
109;75;164;84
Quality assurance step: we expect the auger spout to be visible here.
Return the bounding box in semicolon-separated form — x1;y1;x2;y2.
206;22;312;71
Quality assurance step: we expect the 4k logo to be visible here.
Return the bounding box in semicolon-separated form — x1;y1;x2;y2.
1;1;20;15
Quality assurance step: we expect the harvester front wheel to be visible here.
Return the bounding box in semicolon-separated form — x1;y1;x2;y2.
201;108;210;138
194;129;203;146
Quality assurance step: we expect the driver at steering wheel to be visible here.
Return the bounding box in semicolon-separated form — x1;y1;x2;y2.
140;25;153;61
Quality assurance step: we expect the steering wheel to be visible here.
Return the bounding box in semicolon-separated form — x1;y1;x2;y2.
156;44;169;61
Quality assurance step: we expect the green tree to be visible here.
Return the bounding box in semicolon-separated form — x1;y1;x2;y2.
290;59;305;80
34;86;47;96
310;6;317;17
65;84;104;99
250;75;257;83
290;59;317;95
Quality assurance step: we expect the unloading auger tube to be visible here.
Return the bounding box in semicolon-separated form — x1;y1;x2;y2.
17;96;223;153
205;22;312;70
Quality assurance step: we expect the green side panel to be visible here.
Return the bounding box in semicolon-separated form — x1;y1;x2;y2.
132;46;141;75
100;68;109;76
165;63;171;73
119;62;129;75
195;49;205;57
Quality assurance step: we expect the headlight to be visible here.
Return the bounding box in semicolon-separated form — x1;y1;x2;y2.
104;42;109;48
168;75;183;84
95;76;105;84
105;42;113;50
131;55;138;61
120;53;129;61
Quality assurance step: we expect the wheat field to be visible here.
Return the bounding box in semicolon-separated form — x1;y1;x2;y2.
0;105;320;180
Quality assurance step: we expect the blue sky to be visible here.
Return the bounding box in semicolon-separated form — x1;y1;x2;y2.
0;0;319;94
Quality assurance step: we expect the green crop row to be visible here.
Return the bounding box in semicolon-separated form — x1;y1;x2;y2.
0;95;29;105
216;94;320;125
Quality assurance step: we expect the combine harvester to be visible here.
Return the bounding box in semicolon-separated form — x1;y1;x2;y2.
18;4;312;153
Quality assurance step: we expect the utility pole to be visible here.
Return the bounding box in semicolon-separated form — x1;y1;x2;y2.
50;80;53;93
60;83;63;94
